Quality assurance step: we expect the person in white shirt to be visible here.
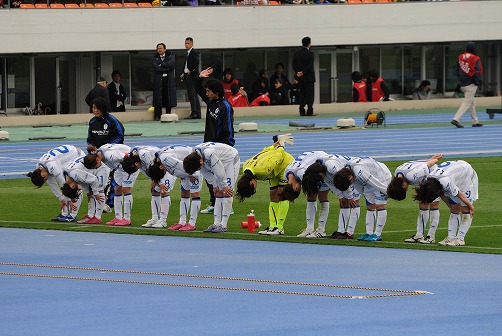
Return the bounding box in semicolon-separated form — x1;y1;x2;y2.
387;154;443;244
301;154;361;240
334;157;392;242
95;144;141;226
414;160;478;246
28;145;85;222
144;145;203;231
183;142;240;233
282;151;333;238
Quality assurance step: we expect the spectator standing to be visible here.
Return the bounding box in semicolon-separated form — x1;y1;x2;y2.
221;68;240;101
196;67;236;214
107;70;127;112
292;36;315;116
351;71;367;102
183;37;202;119
412;80;431;100
152;42;177;121
451;42;483;128
367;69;390;102
85;77;111;113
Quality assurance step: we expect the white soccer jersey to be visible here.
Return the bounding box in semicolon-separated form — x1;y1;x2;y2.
97;144;131;170
428;160;478;200
394;160;436;186
37;145;85;201
194;142;239;190
346;157;392;195
284;151;330;181
323;154;354;198
63;158;100;196
158;145;194;178
131;145;160;173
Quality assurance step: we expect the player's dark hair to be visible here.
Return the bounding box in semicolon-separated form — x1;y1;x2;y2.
92;97;108;115
351;71;362;82
121;154;140;175
61;183;81;200
282;177;302;202
183;152;202;175
205;79;225;100
230;83;240;95
387;176;407;201
414;178;444;204
301;162;326;198
146;160;164;183
27;169;45;187
333;168;354;192
236;170;256;202
83;153;98;170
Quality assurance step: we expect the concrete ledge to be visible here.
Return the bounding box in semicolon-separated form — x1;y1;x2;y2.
0;97;499;127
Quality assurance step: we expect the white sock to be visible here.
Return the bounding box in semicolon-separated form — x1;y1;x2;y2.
88;197;96;218
213;197;223;226
427;208;440;237
159;195;171;223
317;201;329;232
338;207;350;233
151;195;161;220
189;197;201;225
306;201;317;231
114;194;123;219
416;209;429;237
95;192;105;219
62;198;70;216
457;212;472;238
447;213;461;238
123;193;133;220
220;197;233;229
374;209;387;236
179;197;190;224
365;210;376;234
71;196;83;218
347;206;360;235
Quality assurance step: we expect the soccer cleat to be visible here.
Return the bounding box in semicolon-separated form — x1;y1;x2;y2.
114;218;131;226
306;229;326;238
404;235;423;243
258;227;271;235
141;219;158;228
328;231;344;239
445;237;465;246
52;214;67;222
85;217;102;224
339;232;353;240
167;223;184;231
106;218;121;225
178;223;196;231
438;237;453;246
77;215;91;224
63;215;77;222
472;123;483;127
151;220;167;228
211;225;227;233
203;224;218;232
267;227;284;235
297;228;315;238
451;120;464;128
200;205;214;214
357;233;370;241
366;233;382;241
419;235;435;244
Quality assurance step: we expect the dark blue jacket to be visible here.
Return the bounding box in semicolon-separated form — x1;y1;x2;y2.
87;113;125;148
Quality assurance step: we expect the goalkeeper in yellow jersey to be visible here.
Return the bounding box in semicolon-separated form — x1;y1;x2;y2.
236;134;294;235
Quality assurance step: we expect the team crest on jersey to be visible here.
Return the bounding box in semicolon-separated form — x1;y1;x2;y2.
103;124;108;130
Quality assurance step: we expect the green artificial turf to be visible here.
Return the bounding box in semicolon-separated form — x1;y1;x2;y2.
1;157;501;254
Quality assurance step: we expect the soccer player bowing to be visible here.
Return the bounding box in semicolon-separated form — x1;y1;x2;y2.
183;142;240;233
387;154;443;244
144;145;203;231
333;157;392;242
414;160;478;246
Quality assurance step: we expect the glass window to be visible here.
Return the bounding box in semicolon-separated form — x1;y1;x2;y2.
112;55;130;104
425;45;444;93
222;50;264;91
6;57;30;109
359;47;380;77
130;53;153;106
445;44;464;92
381;47;402;94
403;46;420;96
0;58;5;111
201;50;224;82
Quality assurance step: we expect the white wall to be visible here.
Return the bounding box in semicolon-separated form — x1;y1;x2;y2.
1;1;501;54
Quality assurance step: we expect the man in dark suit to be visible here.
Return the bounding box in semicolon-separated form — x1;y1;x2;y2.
183;37;201;119
107;70;127;112
85;77;111;113
292;36;315;116
152;42;177;121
